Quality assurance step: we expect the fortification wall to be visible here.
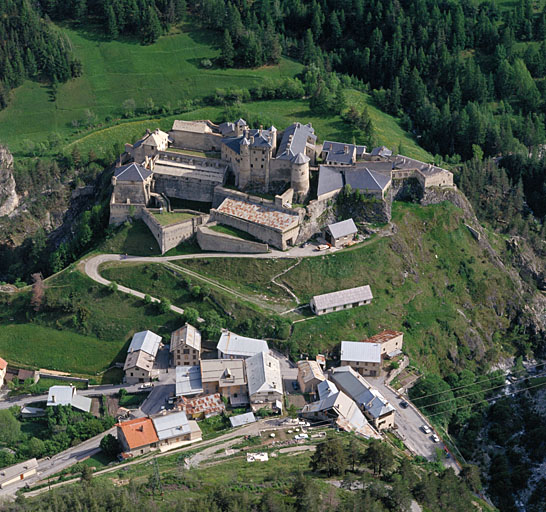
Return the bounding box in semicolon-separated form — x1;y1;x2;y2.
141;209;209;254
196;224;269;253
154;175;217;203
212;186;277;209
109;199;146;224
296;198;336;244
169;131;222;151
112;181;148;205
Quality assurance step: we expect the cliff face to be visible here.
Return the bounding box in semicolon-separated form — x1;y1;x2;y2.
0;146;19;217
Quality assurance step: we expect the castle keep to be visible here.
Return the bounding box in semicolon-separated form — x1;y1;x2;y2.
110;118;454;253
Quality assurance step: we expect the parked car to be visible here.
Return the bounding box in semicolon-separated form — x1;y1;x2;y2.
399;401;409;409
421;425;431;434
431;434;440;443
139;383;153;389
292;381;299;391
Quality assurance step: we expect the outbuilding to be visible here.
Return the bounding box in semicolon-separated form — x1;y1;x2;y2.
325;219;357;248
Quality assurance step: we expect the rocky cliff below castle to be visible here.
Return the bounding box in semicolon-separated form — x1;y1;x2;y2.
0;146;19;217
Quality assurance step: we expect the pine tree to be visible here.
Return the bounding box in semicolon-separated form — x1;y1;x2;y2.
220;29;235;68
141;6;162;45
106;4;118;38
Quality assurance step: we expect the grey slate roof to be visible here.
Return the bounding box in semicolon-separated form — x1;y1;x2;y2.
340;341;381;363
171;323;201;353
175;365;203;396
114;163;152;182
245;351;282;396
312;285;373;311
128;331;161;357
217;330;269;358
327;219;357;239
47;386;92;413
344;168;391;192
318;379;338;400
276;122;316;162
317;165;344;197
322;141;366;164
229;412;257;427
331;366;394;419
151;411;191;440
370;146;392;158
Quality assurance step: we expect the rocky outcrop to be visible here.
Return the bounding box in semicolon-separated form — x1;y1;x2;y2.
0;146;19;217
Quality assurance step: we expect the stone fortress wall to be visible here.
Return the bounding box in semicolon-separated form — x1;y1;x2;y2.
196;222;269;254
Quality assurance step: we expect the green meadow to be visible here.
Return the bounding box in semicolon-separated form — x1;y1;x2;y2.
0;23;431;163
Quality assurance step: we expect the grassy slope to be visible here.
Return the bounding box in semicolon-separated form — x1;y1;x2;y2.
0;23;301;152
0;23;431;163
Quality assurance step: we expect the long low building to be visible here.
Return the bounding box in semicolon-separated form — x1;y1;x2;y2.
0;459;38;489
310;285;373;315
211;197;301;250
217;330;269;359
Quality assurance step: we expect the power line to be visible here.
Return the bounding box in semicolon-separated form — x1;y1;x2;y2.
411;362;546;402
417;371;546;410
424;378;546;419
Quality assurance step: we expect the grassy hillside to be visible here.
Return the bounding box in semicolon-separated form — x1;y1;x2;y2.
180;201;520;376
0;22;431;163
0;23;301;152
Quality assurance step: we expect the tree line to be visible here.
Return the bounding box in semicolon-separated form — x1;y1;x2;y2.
0;0;82;109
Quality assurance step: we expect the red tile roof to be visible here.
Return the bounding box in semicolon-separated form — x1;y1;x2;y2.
179;393;225;417
117;417;158;450
0;358;7;371
361;330;403;344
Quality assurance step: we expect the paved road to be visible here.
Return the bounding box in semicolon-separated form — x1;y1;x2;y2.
368;376;460;473
0;426;116;500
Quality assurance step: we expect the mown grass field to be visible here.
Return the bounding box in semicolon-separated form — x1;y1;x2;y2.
0;324;121;376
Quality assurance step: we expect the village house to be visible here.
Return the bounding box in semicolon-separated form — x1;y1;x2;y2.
245;351;283;411
0;357;7;389
300;386;377;438
124;330;162;384
151;411;202;452
297;360;325;394
331;366;395;430
170;323;201;367
125;128;171;162
340;340;382;377
216;330;269;359
363;330;404;359
325;219;358;248
46;385;92;413
175;365;203;397
117;417;159;457
310;285;373;316
0;459;38;489
178;393;225;420
200;359;248;405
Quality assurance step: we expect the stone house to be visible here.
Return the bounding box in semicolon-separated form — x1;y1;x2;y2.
246;351;283;410
200;359;248;406
125;128;171;162
169;120;223;151
117;417;159;457
310;285;373;316
325;218;358;248
124;330;162;384
151;411;202;452
362;330;404;359
297;360;325;394
170;323;201;367
340;341;382;377
321;141;366;165
331;366;395;430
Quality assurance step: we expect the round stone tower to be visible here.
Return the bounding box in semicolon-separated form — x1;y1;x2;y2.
291;152;310;200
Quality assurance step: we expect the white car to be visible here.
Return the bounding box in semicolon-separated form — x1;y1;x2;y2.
295;433;309;440
139;383;153;389
431;434;440;443
421;425;431;434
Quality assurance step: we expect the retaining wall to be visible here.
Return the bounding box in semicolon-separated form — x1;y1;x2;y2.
196;223;269;253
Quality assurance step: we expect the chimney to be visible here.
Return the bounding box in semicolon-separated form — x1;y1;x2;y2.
344;145;348;154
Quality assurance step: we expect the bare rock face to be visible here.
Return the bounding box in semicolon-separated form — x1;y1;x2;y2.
0;146;19;217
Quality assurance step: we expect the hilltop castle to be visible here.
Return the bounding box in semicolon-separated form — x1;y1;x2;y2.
111;118;454;254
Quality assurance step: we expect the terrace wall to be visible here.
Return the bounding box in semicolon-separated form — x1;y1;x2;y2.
196;223;269;253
